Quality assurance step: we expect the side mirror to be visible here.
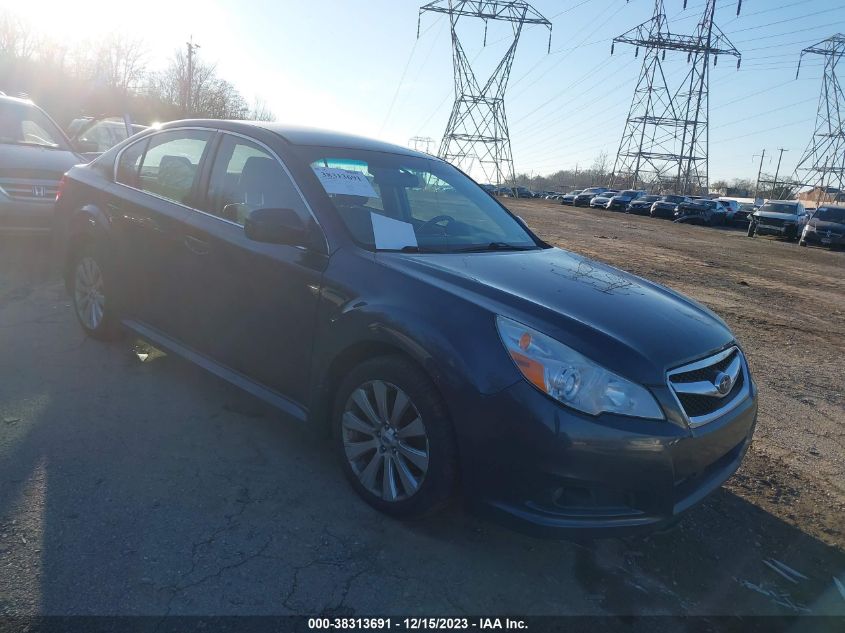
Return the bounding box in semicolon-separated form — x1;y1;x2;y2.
244;208;308;246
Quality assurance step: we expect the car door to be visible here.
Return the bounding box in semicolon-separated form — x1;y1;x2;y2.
171;132;328;406
109;128;214;334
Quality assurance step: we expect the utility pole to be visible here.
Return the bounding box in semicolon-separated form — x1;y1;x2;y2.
418;1;551;188
753;149;766;200
185;36;201;116
610;0;742;194
772;148;788;199
792;34;845;204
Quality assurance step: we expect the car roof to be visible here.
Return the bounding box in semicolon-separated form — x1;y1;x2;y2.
159;119;427;158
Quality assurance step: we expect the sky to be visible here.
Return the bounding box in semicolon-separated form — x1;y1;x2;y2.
4;0;845;183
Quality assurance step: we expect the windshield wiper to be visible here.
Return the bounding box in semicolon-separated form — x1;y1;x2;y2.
454;242;536;253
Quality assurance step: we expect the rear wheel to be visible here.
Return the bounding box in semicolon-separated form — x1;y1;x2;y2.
333;355;458;518
70;242;120;340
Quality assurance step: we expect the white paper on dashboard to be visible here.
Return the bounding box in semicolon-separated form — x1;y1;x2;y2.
312;166;379;198
371;212;418;250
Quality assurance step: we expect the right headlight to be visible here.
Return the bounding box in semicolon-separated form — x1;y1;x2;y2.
496;316;665;420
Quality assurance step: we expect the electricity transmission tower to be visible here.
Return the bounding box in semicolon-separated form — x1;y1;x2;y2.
610;0;741;194
418;1;551;187
409;136;435;153
792;34;845;204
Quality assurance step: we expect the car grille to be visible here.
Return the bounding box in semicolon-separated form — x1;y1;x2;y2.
667;346;749;427
758;216;786;227
0;177;60;201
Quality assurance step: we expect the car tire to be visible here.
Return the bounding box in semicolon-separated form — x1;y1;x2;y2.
69;240;121;341
333;355;458;519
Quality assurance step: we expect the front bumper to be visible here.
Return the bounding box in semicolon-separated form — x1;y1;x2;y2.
607;200;629;210
803;230;845;246
0;197;55;232
627;205;651;215
458;378;757;538
755;222;798;237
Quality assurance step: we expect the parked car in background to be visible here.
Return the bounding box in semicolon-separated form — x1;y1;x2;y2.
717;198;740;224
512;186;533;198
627;194;661;215
54;119;757;535
589;190;618;209
573;187;608;206
479;183;496;196
67;116;147;161
733;202;757;225
747;200;808;241
0;95;84;233
607;189;643;211
674;198;728;226
560;189;582;205
799;205;845;248
650;195;687;219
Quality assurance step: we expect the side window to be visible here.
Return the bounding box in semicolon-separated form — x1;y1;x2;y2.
116;138;148;188
206;134;310;226
136;130;212;205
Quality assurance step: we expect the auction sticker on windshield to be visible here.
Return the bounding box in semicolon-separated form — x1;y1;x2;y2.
313;166;379;198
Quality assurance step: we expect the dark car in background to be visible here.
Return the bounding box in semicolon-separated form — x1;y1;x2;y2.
627;194;661;215
650;195;687;219
674;198;728;226
589;190;618;209
54;120;757;536
733;202;757;226
559;189;582;205
0;95;83;232
573;186;608;207
747;200;808;241
799;205;845;248
606;189;643;211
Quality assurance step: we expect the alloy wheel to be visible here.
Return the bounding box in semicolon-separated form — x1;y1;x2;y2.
74;256;106;331
342;380;430;502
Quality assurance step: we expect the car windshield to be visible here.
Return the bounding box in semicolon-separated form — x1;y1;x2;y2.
760;202;798;214
0;101;69;149
302;148;540;253
814;207;845;222
568;190;581;195
620;190;639;197
663;195;684;203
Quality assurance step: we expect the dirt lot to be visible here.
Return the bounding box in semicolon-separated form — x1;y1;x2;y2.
0;203;843;620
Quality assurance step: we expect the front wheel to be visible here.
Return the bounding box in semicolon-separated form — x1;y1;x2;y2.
333;356;458;518
70;243;120;340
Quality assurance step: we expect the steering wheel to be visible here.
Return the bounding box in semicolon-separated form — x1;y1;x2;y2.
418;214;457;235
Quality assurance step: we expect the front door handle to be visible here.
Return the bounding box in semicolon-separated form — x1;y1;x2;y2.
184;235;211;256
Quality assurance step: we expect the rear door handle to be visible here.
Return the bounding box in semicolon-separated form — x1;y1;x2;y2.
184;235;211;256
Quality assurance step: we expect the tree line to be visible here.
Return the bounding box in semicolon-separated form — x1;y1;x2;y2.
0;9;273;128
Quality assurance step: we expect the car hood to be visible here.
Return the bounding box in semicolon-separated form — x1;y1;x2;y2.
379;248;733;384
755;211;799;220
0;143;82;176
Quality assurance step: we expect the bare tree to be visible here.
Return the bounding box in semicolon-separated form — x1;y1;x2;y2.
88;34;148;94
249;97;276;122
0;9;37;60
147;48;250;119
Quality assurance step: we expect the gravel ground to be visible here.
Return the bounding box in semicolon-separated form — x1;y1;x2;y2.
0;209;843;619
